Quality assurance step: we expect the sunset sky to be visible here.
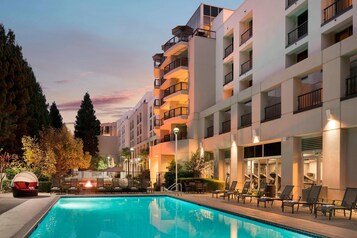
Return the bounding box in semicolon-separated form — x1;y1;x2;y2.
1;0;241;125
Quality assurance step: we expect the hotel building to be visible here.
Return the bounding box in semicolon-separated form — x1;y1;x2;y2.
119;0;357;200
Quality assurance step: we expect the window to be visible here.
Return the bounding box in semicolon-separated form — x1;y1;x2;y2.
297;49;308;63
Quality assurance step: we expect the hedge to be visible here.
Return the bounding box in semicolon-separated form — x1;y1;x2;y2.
164;171;194;188
38;181;52;192
178;178;224;192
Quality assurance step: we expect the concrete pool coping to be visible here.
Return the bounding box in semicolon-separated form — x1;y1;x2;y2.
0;192;356;238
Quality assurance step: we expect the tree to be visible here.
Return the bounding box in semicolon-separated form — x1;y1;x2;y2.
185;149;212;177
120;147;131;175
0;24;49;154
40;127;91;176
74;93;101;157
138;148;149;169
89;156;108;170
49;102;63;128
0;149;15;191
21;136;56;179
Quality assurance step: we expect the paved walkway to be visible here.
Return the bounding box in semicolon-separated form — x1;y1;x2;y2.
0;192;356;238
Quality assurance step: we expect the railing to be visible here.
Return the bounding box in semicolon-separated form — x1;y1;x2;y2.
163;82;188;98
240;113;252;128
161;131;188;143
192;28;216;39
220;120;231;134
153;57;165;68
264;103;281;122
287;21;308;46
297;88;322;111
163;107;189;120
154;78;166;88
346;76;357;97
240;27;252;45
164;58;188;75
286;0;298;9
205;126;214;138
224;71;233;86
224;43;233;59
322;0;353;24
162;34;190;52
240;59;252;75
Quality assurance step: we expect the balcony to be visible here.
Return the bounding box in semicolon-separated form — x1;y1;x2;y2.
192;28;216;39
161;131;188;143
240;27;253;45
224;71;233;86
220;120;231;134
240;113;252;128
263;103;281;122
224;43;233;59
163;82;188;98
154;78;166;88
164;107;189;120
164;58;188;75
162;34;189;52
154;99;161;107
240;59;252;75
322;0;353;25
297;88;322;112
205;126;214;138
286;0;298;9
344;76;357;99
287;21;308;46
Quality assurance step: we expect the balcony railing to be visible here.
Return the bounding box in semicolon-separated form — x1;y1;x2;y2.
163;107;189;120
263;103;281;122
297;88;322;112
322;0;353;24
287;21;308;46
224;71;233;86
240;59;252;75
164;58;188;75
162;34;189;52
220;120;231;134
161;131;188;143
163;82;188;98
154;78;166;88
224;43;233;59
240;27;252;45
192;28;216;39
346;76;357;98
286;0;298;9
205;126;214;138
240;113;252;128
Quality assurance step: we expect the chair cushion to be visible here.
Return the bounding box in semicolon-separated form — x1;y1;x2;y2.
15;182;27;190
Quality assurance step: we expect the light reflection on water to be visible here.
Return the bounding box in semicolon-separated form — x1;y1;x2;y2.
30;197;314;238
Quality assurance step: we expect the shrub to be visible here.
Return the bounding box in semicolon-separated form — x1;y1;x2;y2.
38;181;51;192
178;178;224;192
164;171;194;188
1;180;12;192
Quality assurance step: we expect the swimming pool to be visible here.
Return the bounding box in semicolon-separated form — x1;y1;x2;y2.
30;196;320;238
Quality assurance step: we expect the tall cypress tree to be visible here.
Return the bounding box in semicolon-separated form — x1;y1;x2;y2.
74;93;101;156
0;24;49;154
49;102;63;129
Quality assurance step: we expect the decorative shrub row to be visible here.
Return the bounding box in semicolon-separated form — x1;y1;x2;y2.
178;178;224;192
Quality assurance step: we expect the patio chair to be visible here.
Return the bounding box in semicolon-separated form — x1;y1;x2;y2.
237;181;251;203
282;185;322;214
96;178;106;193
315;187;357;220
258;185;294;208
128;179;138;193
112;178;122;193
239;182;267;204
221;181;238;200
211;180;233;198
68;178;79;194
50;177;62;194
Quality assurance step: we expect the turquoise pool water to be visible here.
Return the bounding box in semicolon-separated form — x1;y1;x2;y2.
30;196;318;238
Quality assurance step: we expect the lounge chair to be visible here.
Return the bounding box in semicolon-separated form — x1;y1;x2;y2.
112;178;123;193
282;185;322;214
50;177;62;194
237;181;251;203
68;178;79;194
258;185;294;208
221;181;238;200
96;178;107;193
211;180;234;198
315;187;357;220
239;182;267;204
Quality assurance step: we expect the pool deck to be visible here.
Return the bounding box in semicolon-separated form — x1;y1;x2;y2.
0;192;356;238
